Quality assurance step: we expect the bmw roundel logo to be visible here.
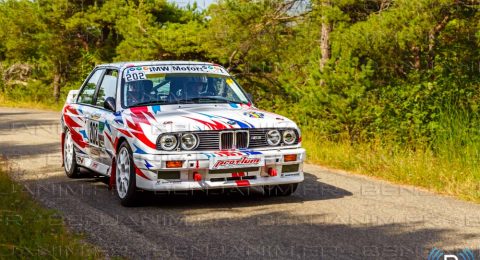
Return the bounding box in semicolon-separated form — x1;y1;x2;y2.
227;120;237;125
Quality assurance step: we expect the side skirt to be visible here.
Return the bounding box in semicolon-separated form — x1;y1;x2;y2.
76;152;110;176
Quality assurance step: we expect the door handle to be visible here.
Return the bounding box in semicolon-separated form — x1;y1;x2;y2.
91;113;101;120
86;113;101;120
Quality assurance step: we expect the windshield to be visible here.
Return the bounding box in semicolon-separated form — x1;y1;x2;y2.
122;73;250;107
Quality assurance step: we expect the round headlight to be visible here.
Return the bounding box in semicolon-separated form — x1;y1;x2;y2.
159;134;177;151
180;133;198;150
283;129;297;145
266;130;281;146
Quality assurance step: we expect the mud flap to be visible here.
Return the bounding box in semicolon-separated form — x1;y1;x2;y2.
61;132;65;167
109;157;116;190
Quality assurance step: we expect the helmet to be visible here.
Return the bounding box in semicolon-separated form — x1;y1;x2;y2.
165;76;208;101
126;80;153;104
186;76;207;84
186;76;207;92
127;80;153;93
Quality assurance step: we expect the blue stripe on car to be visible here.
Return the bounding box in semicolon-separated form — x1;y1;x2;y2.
134;144;147;154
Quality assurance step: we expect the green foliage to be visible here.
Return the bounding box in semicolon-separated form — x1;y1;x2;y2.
0;0;479;160
287;0;480;145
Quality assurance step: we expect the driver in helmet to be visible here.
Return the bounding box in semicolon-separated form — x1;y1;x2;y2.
184;76;208;99
168;76;208;102
126;80;154;106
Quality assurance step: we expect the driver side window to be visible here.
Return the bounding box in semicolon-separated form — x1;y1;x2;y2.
96;69;118;107
77;69;104;105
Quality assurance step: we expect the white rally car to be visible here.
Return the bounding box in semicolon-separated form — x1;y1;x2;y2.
61;61;305;206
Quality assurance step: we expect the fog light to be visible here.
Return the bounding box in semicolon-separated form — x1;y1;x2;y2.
193;172;202;181
284;154;297;162
268;168;277;177
166;160;183;168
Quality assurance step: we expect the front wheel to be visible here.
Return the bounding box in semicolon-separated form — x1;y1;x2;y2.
116;142;139;206
64;129;81;178
263;183;299;196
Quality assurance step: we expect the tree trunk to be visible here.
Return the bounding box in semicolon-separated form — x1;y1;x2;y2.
320;22;331;71
320;1;331;72
411;46;421;70
53;73;61;103
427;14;449;70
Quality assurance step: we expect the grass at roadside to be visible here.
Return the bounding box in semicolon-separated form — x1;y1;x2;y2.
0;165;103;259
0;95;63;111
303;130;480;203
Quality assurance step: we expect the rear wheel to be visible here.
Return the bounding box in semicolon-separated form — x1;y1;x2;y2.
263;183;298;196
64;129;81;178
116;142;139;206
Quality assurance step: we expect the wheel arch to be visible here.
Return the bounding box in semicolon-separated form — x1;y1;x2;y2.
109;136;129;190
116;136;129;153
61;125;69;166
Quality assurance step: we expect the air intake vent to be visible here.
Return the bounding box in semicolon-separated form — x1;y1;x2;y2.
220;132;234;150
219;130;249;150
236;131;248;149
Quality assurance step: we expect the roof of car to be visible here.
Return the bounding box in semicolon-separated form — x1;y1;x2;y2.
97;60;217;69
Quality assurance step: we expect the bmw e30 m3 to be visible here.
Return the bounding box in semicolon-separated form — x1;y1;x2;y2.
61;61;305;206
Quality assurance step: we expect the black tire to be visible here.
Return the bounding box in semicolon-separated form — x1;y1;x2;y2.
63;129;81;178
263;183;299;196
116;142;139;206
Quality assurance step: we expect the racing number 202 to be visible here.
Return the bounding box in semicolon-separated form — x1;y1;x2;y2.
125;72;146;82
88;121;100;146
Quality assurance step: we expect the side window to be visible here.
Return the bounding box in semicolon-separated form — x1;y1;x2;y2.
77;69;104;104
96;69;118;107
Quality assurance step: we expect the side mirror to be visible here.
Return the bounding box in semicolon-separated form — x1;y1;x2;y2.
104;97;116;112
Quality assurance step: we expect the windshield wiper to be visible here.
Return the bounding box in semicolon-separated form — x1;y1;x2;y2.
189;97;228;103
174;99;197;104
185;96;247;104
129;101;166;107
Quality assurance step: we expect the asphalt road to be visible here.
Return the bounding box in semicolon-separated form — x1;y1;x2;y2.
1;107;480;259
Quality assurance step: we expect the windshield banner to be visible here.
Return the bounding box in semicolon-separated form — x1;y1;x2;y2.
124;64;229;81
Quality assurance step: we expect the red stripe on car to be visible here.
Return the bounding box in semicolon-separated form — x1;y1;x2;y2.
70;128;87;148
235;180;250;187
184;117;227;130
65;105;78;115
135;165;151;180
232;172;245;177
64;114;81;128
125;119;156;149
117;128;133;137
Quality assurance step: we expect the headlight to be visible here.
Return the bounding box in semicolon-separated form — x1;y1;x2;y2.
180;133;198;150
158;134;177;150
266;130;281;146
283;129;297;145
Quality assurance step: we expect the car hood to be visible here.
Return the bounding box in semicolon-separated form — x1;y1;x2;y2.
120;103;298;133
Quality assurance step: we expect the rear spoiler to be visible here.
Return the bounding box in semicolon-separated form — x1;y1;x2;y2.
65;90;79;104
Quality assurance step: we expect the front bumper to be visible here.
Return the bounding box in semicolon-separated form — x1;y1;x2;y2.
132;148;305;191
